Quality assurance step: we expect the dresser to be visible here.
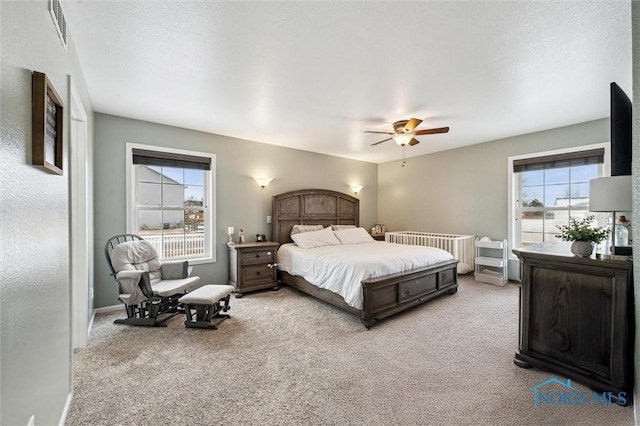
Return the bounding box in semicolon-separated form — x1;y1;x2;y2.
228;241;280;297
513;242;634;404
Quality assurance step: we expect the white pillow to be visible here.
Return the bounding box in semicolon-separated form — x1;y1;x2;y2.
333;227;375;244
331;224;356;231
290;224;324;236
291;226;342;249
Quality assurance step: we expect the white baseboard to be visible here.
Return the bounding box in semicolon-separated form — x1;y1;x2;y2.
59;392;72;426
93;304;124;314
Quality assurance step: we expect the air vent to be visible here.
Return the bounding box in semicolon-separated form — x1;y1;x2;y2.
49;0;67;49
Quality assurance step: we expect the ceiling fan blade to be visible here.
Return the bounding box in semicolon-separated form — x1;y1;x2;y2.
364;131;393;135
370;138;392;146
414;126;450;135
404;118;423;132
408;138;420;146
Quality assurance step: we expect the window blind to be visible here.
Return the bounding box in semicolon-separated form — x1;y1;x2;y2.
132;148;211;171
513;148;604;173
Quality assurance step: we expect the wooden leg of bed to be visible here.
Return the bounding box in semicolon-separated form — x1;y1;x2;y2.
360;318;377;329
448;287;458;295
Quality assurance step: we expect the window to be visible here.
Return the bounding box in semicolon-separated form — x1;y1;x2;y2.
126;143;216;263
508;144;609;251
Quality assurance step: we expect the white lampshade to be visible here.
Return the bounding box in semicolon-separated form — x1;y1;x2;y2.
351;185;363;194
392;132;414;146
589;175;632;212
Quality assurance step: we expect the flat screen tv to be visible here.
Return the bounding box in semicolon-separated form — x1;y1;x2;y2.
610;82;632;176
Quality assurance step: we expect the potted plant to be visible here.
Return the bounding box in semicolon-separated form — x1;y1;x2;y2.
556;215;608;256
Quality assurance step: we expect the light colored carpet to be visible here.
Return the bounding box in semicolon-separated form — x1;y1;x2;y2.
67;275;634;425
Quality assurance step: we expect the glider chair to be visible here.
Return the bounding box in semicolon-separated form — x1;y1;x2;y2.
105;234;200;327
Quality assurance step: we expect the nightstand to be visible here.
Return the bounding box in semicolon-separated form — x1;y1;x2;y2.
371;233;386;241
228;241;279;297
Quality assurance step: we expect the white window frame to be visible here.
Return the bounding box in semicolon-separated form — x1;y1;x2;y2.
507;142;610;259
126;142;216;264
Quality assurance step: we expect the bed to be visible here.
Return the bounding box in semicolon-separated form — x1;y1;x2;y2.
272;189;459;328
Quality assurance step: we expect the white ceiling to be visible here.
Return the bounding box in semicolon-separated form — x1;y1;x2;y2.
63;1;632;164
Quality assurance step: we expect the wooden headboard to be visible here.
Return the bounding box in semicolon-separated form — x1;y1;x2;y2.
271;189;359;244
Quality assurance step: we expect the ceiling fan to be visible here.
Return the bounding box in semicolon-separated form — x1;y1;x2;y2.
365;118;449;147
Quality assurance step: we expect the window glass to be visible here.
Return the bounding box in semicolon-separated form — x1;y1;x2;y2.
185;185;203;208
521;186;544;207
138;210;162;233
162;183;184;207
544;184;570;207
512;147;606;249
136;165;205;260
521;170;543;187
184;169;204;186
138;166;162;183
161;167;184;184
545;168;569;185
129;147;215;262
571;164;599;182
570;183;590;204
138;181;161;206
184;209;205;257
521;231;544;246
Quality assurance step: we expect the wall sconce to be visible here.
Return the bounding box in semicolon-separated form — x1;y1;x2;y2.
351;185;363;194
254;177;273;188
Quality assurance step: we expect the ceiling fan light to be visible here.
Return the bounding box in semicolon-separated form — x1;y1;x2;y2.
392;132;414;146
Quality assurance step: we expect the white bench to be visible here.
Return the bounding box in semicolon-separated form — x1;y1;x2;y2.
179;284;233;329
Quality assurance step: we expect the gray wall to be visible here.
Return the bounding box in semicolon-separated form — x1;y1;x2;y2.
378;119;609;240
0;1;94;425
93;113;378;308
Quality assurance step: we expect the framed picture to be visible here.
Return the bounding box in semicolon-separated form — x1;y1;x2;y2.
373;224;383;235
32;71;64;175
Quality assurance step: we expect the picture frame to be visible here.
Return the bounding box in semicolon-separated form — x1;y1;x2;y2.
32;71;64;175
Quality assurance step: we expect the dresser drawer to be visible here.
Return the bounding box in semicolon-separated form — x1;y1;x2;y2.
240;249;275;265
242;263;275;284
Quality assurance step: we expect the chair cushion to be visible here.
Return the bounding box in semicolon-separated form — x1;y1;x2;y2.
161;260;189;280
152;276;200;297
111;240;162;284
179;284;233;305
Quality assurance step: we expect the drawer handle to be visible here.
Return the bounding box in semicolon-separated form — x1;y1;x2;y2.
268;263;278;269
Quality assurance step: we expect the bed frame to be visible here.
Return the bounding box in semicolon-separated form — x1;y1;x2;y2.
272;189;459;328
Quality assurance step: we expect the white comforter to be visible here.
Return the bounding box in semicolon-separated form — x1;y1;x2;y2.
277;241;454;309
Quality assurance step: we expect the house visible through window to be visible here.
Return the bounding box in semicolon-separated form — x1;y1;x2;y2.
126;144;216;263
510;145;607;249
